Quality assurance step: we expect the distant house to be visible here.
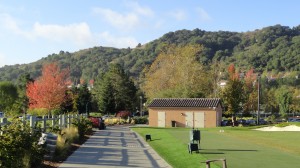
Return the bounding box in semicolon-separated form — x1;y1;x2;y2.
148;98;223;128
218;80;228;88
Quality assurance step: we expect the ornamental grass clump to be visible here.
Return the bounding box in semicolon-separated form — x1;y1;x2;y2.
54;126;79;161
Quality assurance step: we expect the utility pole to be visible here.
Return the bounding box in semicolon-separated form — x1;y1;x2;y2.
257;74;260;125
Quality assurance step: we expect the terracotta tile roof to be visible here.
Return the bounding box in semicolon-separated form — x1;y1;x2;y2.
148;98;221;107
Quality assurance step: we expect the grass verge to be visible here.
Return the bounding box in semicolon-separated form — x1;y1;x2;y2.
132;126;300;168
132;127;218;168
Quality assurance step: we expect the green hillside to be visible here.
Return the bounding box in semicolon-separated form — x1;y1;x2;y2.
0;24;299;83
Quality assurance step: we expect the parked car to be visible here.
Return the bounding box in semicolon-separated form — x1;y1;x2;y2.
258;118;268;125
246;119;257;126
221;119;233;126
288;118;300;122
294;118;300;122
102;115;109;120
221;119;228;126
19;114;32;120
237;119;247;125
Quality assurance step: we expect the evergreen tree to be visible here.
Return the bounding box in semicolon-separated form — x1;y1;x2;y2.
77;83;92;114
94;64;137;115
14;73;34;115
0;81;18;113
275;86;292;119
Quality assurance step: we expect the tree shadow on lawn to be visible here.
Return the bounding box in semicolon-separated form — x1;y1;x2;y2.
150;138;161;141
199;148;257;154
199;151;225;154
217;149;258;152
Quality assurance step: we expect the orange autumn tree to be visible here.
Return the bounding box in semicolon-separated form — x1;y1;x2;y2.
221;64;245;125
27;63;70;113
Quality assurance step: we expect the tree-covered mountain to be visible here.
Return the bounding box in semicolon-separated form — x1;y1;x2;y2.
1;24;299;83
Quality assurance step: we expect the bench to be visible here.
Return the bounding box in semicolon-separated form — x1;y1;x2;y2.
202;158;227;168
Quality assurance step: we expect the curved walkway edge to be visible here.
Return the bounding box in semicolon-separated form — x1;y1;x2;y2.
59;125;172;168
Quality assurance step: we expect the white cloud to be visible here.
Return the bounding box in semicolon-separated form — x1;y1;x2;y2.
33;22;94;46
93;7;139;31
98;32;138;48
196;7;212;21
0;13;33;39
169;9;187;21
154;20;164;29
126;1;154;17
93;2;154;31
0;13;96;47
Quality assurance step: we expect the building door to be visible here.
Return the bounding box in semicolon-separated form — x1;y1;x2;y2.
216;110;221;126
185;112;193;128
194;112;204;128
158;112;165;127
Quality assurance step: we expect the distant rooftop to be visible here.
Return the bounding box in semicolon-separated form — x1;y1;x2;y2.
148;98;221;108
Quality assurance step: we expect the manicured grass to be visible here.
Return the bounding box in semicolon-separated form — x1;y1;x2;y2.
132;127;219;168
132;126;300;168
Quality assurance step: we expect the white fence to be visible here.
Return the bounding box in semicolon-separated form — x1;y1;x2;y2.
0;113;88;132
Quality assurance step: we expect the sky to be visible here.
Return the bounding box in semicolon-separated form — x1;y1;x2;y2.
0;0;299;67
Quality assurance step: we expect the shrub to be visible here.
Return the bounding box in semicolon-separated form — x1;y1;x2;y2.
89;112;102;117
266;115;276;124
0;119;46;168
89;117;100;128
27;108;49;116
132;116;148;124
275;122;290;127
72;116;93;140
104;117;126;125
115;111;131;118
51;109;61;115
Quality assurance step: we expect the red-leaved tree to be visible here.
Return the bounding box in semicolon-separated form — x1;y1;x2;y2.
243;67;258;115
222;64;245;125
26;63;70;112
228;63;239;80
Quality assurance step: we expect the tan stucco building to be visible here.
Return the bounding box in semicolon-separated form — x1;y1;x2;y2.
148;98;223;128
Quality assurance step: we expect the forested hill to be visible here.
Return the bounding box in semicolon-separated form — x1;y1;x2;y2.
1;24;300;83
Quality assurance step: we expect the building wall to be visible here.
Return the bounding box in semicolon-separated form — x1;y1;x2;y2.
215;104;223;127
148;106;222;128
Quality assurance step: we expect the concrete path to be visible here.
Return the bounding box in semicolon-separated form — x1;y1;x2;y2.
59;126;172;168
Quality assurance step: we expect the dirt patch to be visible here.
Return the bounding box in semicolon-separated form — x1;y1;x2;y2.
254;125;300;131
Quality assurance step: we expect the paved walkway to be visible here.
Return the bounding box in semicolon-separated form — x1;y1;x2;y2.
59;126;172;168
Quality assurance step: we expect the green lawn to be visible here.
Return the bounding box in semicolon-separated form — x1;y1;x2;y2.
132;126;300;168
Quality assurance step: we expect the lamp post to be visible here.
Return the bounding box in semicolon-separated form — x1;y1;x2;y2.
140;96;143;116
86;102;89;116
